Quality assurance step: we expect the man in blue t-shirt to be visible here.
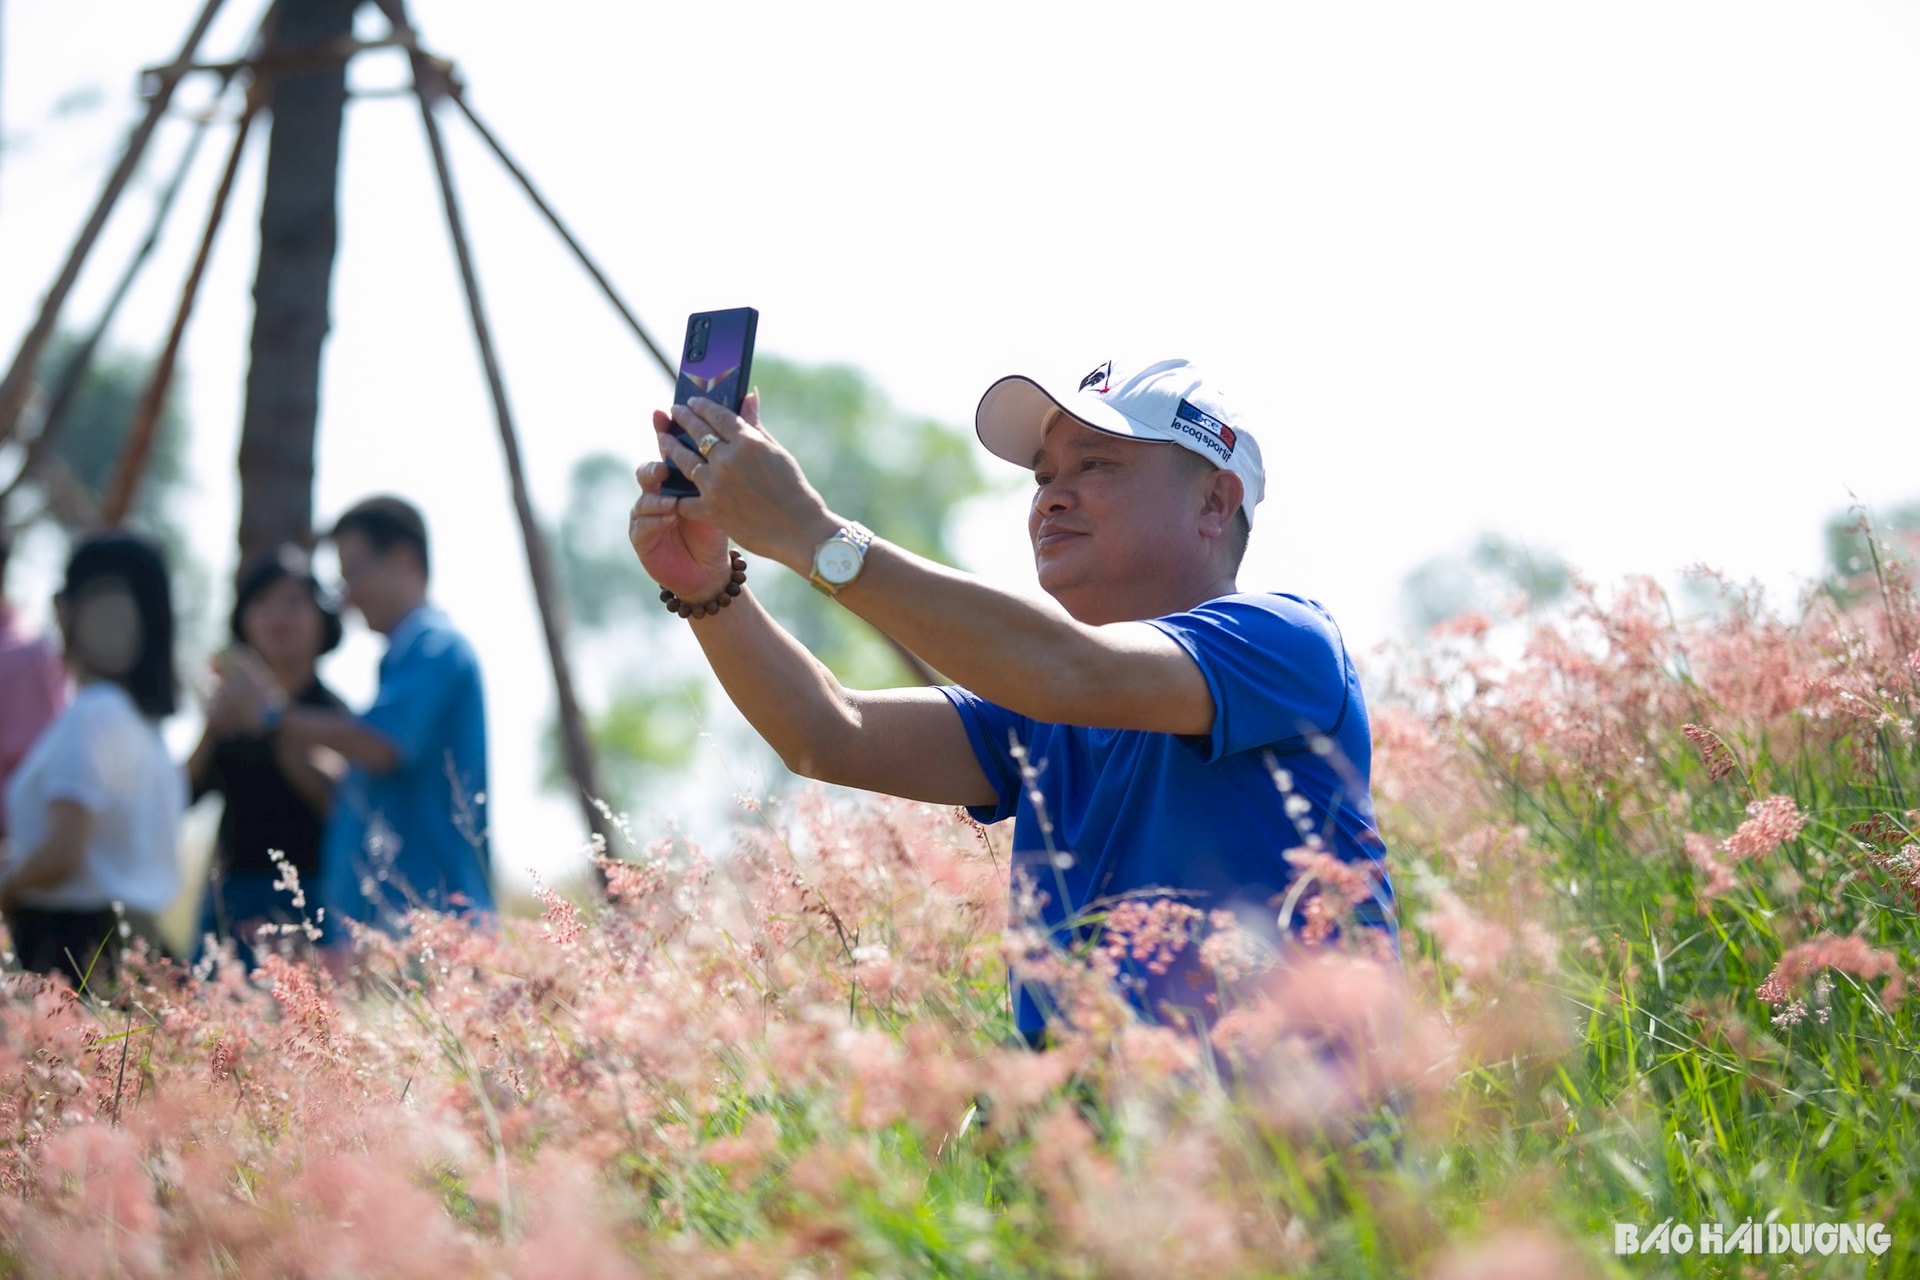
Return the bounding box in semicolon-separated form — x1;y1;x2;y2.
629;356;1395;1043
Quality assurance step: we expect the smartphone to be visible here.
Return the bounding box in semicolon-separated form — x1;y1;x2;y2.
661;307;759;497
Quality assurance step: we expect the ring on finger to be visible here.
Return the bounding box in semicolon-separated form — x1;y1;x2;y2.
696;433;722;458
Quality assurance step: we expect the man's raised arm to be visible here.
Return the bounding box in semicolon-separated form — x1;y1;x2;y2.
647;394;1222;742
630;444;996;809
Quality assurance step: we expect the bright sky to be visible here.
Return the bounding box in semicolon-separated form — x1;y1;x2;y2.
4;1;1919;890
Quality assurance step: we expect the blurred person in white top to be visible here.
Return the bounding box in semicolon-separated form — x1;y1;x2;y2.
0;533;185;990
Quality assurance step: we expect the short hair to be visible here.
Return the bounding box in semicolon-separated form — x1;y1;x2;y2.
59;532;177;719
1223;508;1252;570
231;544;343;655
1169;446;1252;570
329;495;430;578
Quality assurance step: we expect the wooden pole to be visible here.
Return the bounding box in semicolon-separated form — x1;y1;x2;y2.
443;89;676;380
443;83;943;690
0;85;229;511
0;0;231;449
378;8;943;692
383;0;614;857
101;98;259;528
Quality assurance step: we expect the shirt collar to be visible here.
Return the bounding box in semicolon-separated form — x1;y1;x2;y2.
385;601;443;653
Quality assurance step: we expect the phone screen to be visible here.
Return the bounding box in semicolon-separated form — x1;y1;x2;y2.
662;307;758;497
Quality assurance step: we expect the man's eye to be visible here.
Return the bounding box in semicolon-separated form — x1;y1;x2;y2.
1034;473;1054;486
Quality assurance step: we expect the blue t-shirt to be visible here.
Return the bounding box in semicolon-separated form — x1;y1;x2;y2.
320;603;494;940
940;591;1396;1041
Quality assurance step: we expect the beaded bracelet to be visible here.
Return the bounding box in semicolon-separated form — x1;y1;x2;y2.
659;549;747;619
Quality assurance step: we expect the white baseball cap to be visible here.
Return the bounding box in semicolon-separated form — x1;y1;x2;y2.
974;357;1266;526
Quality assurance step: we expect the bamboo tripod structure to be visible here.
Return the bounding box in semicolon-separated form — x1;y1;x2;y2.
0;0;681;862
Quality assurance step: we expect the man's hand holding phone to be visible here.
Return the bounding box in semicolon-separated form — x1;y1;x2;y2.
629;397;745;602
644;394;843;580
662;308;757;497
634;305;851;601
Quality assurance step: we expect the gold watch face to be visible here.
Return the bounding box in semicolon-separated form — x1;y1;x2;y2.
817;540;864;584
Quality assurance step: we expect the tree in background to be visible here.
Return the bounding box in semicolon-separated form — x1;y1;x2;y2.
1399;530;1572;633
542;449;706;810
2;333;212;648
0;0;356;610
748;356;989;687
25;335;189;529
545;354;992;814
1404;505;1920;634
1824;500;1920;606
235;0;360;566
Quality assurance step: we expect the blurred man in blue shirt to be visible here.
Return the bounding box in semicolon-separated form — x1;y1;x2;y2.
212;496;493;948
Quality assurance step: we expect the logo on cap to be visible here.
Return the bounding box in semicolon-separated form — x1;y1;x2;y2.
1172;398;1236;461
1077;360;1113;395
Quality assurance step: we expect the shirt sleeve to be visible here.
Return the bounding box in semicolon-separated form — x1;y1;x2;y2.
935;686;1030;825
360;630;469;771
1144;593;1351;764
33;695;136;815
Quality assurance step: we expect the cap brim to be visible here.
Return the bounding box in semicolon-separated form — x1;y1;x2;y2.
973;374;1159;469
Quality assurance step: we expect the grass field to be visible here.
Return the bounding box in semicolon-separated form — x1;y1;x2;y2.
1;550;1915;1278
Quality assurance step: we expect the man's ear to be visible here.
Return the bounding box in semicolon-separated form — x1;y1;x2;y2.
1199;469;1244;539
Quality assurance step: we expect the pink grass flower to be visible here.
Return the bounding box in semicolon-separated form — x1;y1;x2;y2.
703;1113;780;1190
1756;932;1905;1009
280;1151;474;1276
1681;722;1738;781
531;873;587;949
17;1122;171;1278
1719;794;1806;862
508;1164;653;1279
258;954;334;1039
1211;951;1451;1131
1431;610;1495;640
1417;889;1512;984
1118;1024;1202;1079
1279;849;1381;946
1685;831;1737;897
1426;1227;1600;1280
594;854;669;906
1198;910;1273;984
208;1034;241;1086
1875;842;1920;907
1099;899;1206;975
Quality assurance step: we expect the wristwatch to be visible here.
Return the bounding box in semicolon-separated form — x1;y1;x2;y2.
809;522;875;596
259;701;286;738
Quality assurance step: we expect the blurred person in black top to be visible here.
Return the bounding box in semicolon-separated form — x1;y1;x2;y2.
187;546;345;968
